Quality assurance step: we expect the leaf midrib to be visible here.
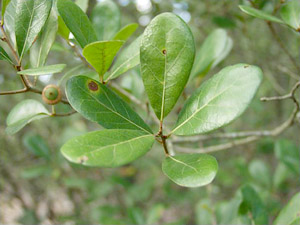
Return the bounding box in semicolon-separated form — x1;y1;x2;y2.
75;80;151;134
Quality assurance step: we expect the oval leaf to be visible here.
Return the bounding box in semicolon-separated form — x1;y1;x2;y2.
162;154;218;188
30;8;58;68
91;0;121;40
61;129;155;167
57;0;97;48
239;5;284;24
140;12;195;120
66;75;152;133
18;64;66;76
274;192;300;225
280;0;300;30
104;36;141;82
82;40;124;78
3;0;17;47
172;64;263;136
15;0;52;59
113;23;139;41
191;29;232;79
6;99;50;135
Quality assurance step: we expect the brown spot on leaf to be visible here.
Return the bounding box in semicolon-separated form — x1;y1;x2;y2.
244;65;249;68
88;81;98;91
162;49;167;55
78;155;88;164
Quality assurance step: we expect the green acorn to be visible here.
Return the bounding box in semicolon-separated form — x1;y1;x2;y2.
42;84;62;105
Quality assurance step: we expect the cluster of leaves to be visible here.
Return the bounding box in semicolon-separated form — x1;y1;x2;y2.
0;0;298;191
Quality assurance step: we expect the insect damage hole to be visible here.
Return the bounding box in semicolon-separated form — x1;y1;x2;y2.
88;81;98;91
78;155;89;164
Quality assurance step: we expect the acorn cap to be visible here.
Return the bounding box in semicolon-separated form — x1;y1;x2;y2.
42;84;62;105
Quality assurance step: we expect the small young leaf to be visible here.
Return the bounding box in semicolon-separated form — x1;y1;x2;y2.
66;76;152;133
274;192;300;225
172;64;263;136
162;154;218;188
248;159;271;188
113;23;139;41
30;8;58;68
191;29;232;79
239;185;268;224
91;0;121;40
17;64;66;76
57;16;70;40
57;0;97;48
239;5;284;24
82;40;124;78
280;0;300;31
104;36;141;82
15;0;52;59
0;46;13;64
1;0;11;17
22;134;50;160
275;139;300;175
61;129;155;167
140;12;195;120
6;99;50;135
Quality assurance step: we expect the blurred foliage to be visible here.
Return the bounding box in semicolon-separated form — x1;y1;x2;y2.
0;0;300;224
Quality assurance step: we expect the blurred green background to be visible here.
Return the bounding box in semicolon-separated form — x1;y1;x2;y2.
0;0;299;224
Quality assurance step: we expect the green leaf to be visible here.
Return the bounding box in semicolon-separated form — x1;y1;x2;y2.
274;192;300;225
191;29;232;79
275;139;300;174
82;40;124;78
239;185;268;225
15;0;52;59
140;12;195;120
104;36;141;82
17;64;66;76
1;0;11;17
113;23;139;41
30;8;58;68
22;134;50;160
280;0;300;30
91;0;121;40
239;5;284;24
57;0;97;48
4;0;17;47
57;16;70;40
0;46;13;64
172;64;263;136
248;159;271;188
66;75;152;133
20;165;52;179
162;153;218;187
6;99;50;135
61;129;155;167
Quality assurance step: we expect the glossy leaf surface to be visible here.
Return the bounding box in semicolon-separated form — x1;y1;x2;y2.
104;36;141;82
6;99;50;135
17;64;66;76
15;0;52;59
140;12;195;120
239;5;284;24
191;29;232;79
0;46;13;64
82;40;124;77
30;9;58;68
91;0;120;40
57;0;97;48
274;192;300;225
66;76;152;133
280;0;300;30
113;23;138;41
162;154;218;187
172;64;263;136
61;129;155;167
